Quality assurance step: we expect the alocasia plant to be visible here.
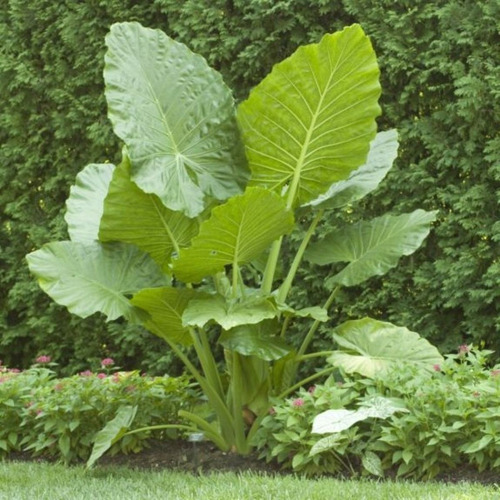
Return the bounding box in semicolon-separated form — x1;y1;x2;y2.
26;22;440;456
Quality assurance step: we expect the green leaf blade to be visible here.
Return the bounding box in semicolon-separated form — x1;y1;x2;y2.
104;22;248;217
87;405;138;469
238;24;381;208
306;210;438;287
65;163;115;243
173;187;294;282
26;241;167;322
328;318;443;377
130;287;198;345
219;321;292;361
99;160;198;272
306;129;399;209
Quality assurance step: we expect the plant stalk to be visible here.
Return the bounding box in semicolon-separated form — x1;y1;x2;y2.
277;209;324;304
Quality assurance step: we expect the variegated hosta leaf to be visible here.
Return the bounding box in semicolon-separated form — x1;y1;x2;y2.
238;24;381;209
172;187;294;282
328;317;443;377
26;241;168;322
104;22;248;217
312;396;407;434
305;210;438;287
130;287;199;345
182;294;277;331
305;129;399;209
65;163;115;243
99;159;198;272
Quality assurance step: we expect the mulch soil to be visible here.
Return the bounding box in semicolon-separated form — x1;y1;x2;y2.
5;439;499;485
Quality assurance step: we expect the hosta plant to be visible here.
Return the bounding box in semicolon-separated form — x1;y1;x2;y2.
26;22;439;455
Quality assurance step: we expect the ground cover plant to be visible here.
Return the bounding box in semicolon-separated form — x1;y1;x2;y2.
254;346;500;480
0;358;194;463
26;22;440;457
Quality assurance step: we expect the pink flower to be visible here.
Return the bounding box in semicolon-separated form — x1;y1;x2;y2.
308;386;316;394
54;383;64;391
292;398;305;407
79;370;93;376
472;391;480;398
458;344;470;355
36;409;43;416
433;364;441;372
35;355;51;364
101;358;114;367
9;368;20;373
97;373;107;379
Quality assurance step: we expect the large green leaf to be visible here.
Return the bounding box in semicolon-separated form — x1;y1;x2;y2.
328;318;443;377
219;320;291;361
305;210;437;287
182;294;277;330
65;163;115;243
87;405;137;469
238;24;381;208
130;287;198;345
104;22;248;217
26;241;167;322
99;160;198;272
172;187;294;282
305;129;398;209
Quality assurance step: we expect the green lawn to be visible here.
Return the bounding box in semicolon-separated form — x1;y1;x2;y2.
0;462;498;500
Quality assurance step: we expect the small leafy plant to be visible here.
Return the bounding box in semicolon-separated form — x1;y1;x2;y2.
26;22;439;454
254;346;500;479
0;361;194;463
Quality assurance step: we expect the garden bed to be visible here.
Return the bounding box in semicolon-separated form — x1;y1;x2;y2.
6;439;499;485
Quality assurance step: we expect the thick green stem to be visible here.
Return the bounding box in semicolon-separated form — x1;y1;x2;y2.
186;329;235;445
261;237;283;294
162;336;234;447
280;316;291;339
277;366;336;399
125;424;196;436
277;209;324;304
232;261;239;299
230;352;250;454
297;285;341;357
296;351;335;361
178;410;230;451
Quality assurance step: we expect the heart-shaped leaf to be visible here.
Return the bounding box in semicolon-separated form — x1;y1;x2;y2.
312;396;407;434
305;129;398;209
65;163;115;243
172;187;294;282
219;321;292;361
182;294;277;331
238;24;381;208
104;22;248;217
328;317;443;377
26;241;167;322
131;287;198;345
99;159;198;272
306;210;438;287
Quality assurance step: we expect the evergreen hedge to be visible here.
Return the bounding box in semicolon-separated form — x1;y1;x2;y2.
0;0;498;373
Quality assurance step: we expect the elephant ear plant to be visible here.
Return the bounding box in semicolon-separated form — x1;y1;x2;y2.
26;22;440;456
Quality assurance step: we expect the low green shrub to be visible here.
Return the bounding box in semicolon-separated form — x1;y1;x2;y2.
253;346;500;479
0;360;195;463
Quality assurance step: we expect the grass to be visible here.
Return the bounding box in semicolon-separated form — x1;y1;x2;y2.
0;462;498;500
